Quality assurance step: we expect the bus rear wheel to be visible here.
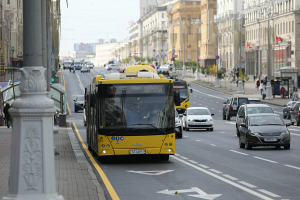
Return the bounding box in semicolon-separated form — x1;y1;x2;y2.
160;155;169;161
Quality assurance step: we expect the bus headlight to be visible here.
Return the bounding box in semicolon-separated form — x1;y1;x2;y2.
185;105;188;108
168;149;172;152
102;150;106;154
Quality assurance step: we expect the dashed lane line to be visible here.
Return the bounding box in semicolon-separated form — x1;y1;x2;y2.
226;122;236;125
196;140;201;141
209;169;222;174
171;156;274;200
253;156;278;163
230;150;248;156
258;189;281;198
223;175;238;181
210;144;216;146
238;181;257;188
284;165;300;170
290;133;300;136
198;164;209;169
189;160;198;164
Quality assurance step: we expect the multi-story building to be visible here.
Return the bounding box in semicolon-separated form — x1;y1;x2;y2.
95;42;122;66
243;0;300;86
167;0;215;66
128;21;141;62
140;4;169;65
73;43;97;53
214;0;244;73
140;0;174;17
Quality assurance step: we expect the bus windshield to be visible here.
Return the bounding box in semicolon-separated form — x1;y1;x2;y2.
99;83;175;136
173;81;187;102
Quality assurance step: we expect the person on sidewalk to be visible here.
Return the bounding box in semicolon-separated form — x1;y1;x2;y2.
281;86;286;99
256;78;260;90
272;84;275;98
259;83;264;95
3;102;11;128
293;90;298;101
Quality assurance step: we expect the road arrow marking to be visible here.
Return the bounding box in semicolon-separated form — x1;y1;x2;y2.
126;170;174;176
157;187;222;199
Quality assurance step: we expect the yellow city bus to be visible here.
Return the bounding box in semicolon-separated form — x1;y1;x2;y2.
85;71;180;162
173;79;192;114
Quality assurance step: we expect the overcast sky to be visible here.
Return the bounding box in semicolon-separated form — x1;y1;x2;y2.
60;0;140;55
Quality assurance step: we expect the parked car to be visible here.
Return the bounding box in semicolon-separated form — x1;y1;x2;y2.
182;107;214;131
81;66;90;73
236;104;274;137
86;63;94;69
248;98;263;104
175;110;183;138
158;66;170;76
74;95;84;113
239;114;290;150
283;101;297;119
289;101;300;125
223;97;249;120
106;64;119;71
119;67;126;73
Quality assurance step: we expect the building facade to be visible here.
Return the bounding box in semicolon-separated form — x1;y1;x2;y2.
95;42;122;66
215;0;244;73
140;0;174;17
243;0;300;86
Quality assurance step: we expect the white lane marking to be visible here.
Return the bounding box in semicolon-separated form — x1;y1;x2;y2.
209;169;222;174
238;181;257;188
157;187;222;199
175;153;180;156
180;156;188;160
290;133;300;136
288;129;298;131
226;122;236;125
189;160;198;164
230;150;249;156
285;165;300;170
221;132;225;133
127;170;174;176
171;156;273;200
258;189;281;198
199;104;202;105
198;164;209;169
253;156;278;163
193;89;227;100
210;144;216;146
211;108;215;109
184;136;188;138
274;111;282;114
223;174;238;181
219;111;222;112
75;73;85;91
196;140;201;141
216;102;219;103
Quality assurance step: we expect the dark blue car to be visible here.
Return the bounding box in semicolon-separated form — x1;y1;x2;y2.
71;65;83;70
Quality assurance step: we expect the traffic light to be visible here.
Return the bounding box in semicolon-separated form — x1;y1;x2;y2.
51;78;54;83
153;56;157;61
171;54;175;61
198;58;200;61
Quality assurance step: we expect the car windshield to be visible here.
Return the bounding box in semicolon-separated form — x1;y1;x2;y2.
292;102;296;106
250;116;284;126
246;107;274;114
238;98;249;105
188;109;210;115
77;96;84;101
160;67;168;70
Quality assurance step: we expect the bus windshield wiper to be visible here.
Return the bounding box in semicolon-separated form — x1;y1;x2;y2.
129;124;167;134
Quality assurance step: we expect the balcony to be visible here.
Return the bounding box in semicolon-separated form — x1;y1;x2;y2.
244;3;249;10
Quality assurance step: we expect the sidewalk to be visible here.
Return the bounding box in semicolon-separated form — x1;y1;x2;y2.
0;126;106;200
181;69;290;107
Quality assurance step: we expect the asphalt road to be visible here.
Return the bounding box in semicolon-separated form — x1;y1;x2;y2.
64;67;300;200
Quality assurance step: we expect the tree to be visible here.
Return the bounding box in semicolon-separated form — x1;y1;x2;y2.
209;64;217;76
175;60;183;69
200;66;205;75
238;71;250;88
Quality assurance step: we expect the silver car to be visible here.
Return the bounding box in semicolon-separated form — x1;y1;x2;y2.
81;66;90;73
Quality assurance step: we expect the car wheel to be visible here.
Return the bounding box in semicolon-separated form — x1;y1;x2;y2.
291;118;294;125
226;113;230;121
236;127;240;137
239;136;245;148
177;132;182;139
283;113;286;119
75;107;78;113
287;113;291;119
245;138;252;150
297;119;300;126
284;144;290;150
223;112;226;120
183;123;186;130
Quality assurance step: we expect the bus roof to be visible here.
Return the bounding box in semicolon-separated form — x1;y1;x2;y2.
124;65;157;74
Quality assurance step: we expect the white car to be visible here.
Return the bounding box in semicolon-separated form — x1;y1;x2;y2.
106;64;119;71
182;107;214;131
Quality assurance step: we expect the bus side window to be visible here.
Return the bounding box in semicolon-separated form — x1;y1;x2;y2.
90;94;96;107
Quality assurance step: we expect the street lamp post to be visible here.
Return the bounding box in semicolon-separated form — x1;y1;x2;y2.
179;20;189;76
237;14;245;93
191;19;202;80
265;9;273;100
2;1;63;199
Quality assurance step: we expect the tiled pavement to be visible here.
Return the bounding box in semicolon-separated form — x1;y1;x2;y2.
0;126;106;200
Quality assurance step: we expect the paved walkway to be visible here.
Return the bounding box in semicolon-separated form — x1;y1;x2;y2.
0;126;106;200
181;69;292;106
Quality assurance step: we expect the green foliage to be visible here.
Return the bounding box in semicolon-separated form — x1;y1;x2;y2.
205;65;211;76
175;60;183;69
200;66;205;74
147;57;153;63
216;68;226;79
209;64;217;76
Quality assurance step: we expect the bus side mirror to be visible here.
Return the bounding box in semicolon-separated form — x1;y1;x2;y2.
174;90;181;106
190;89;193;93
90;94;96;108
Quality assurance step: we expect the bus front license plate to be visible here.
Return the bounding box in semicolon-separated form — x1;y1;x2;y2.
129;150;146;154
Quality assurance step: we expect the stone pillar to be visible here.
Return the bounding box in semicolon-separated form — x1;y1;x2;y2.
237;81;244;94
215;77;220;87
195;68;200;80
2;1;63;199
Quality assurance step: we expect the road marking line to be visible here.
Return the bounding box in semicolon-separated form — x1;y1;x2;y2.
226;122;236;125
288;129;298;131
238;181;257;188
284;165;300;170
253;156;278;163
210;144;216;146
211;108;215;109
258;189;281;198
230;150;248;156
223;175;238;181
189;160;198;164
72;123;120;200
209;169;222;174
180;156;188;160
171;156;273;200
221;132;225;133
196;140;201;141
290;133;300;136
175;153;180;156
198;164;209;169
67;102;71;115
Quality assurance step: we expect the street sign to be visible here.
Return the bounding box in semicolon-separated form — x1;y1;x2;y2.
161;55;163;58
153;49;156;52
161;49;164;52
238;63;244;68
210;53;213;55
172;49;175;53
17;78;20;82
215;55;220;60
127;170;174;176
140;51;142;54
157;187;222;199
175;55;178;58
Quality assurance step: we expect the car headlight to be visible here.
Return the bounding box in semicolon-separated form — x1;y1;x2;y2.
250;132;259;136
207;119;213;122
280;131;289;136
176;120;181;124
188;119;194;121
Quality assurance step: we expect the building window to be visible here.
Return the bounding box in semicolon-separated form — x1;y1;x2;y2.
162;21;165;29
187;15;191;21
7;0;10;4
289;21;291;33
162;13;164;18
292;21;294;32
187;26;191;34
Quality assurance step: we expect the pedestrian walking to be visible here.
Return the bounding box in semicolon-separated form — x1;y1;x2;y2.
281;86;286;98
236;80;239;88
259;83;264;95
256;78;260;90
3;102;11;128
293;90;298;101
